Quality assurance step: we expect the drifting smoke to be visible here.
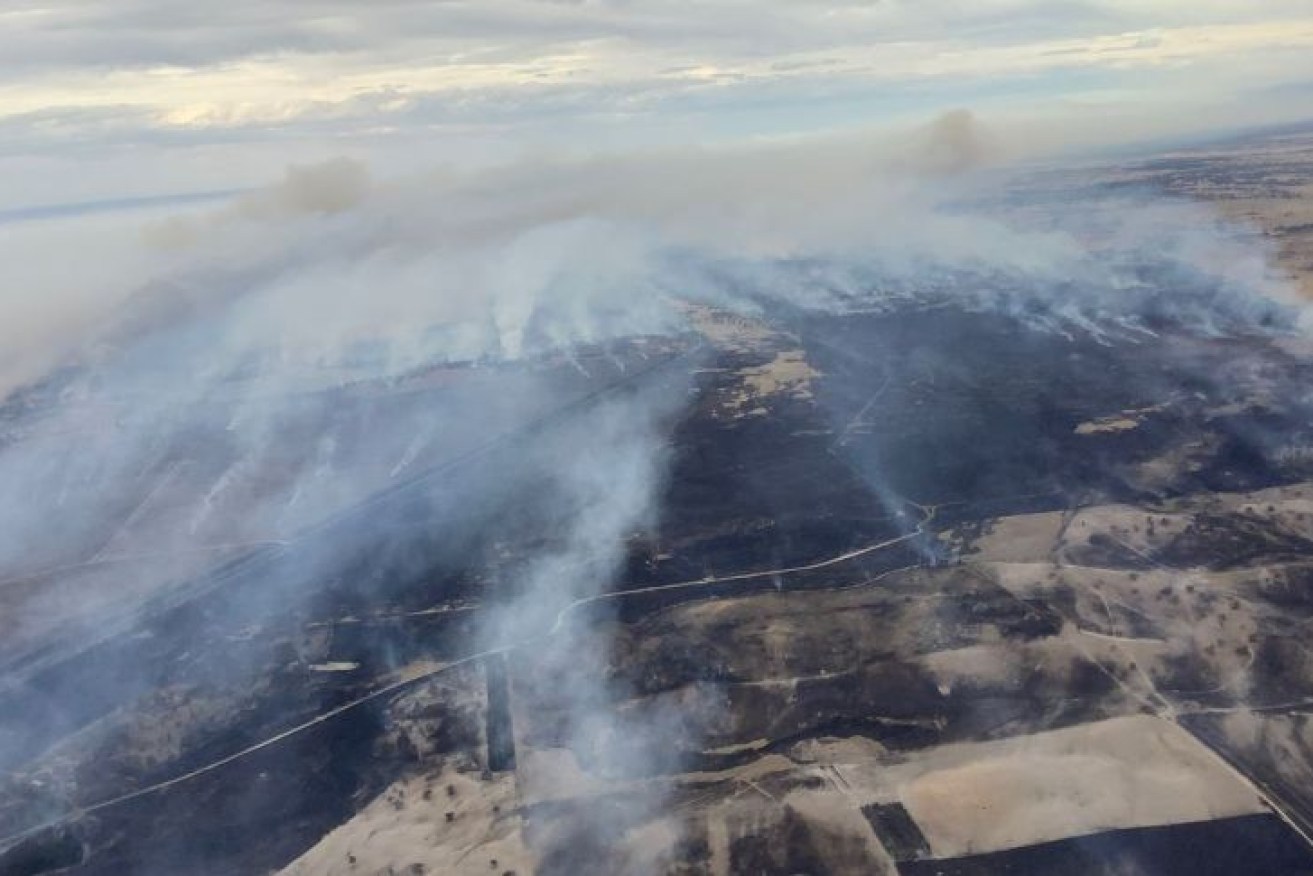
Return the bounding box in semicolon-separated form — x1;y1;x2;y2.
0;113;1306;867
900;108;1001;176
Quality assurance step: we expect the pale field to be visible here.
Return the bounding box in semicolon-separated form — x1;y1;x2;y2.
1109;133;1313;300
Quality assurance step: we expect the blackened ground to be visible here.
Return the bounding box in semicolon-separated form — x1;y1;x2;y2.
796;308;1313;510
0;344;696;873
0;826;83;876
898;814;1313;876
485;653;516;773
1183;713;1313;852
72;698;386;876
6;303;1313;873
861;802;931;862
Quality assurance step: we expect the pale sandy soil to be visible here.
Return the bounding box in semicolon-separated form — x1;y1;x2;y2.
712;347;822;418
734;351;820;403
279;760;532;876
1211;182;1313;301
893;715;1263;857
678;303;776;353
1073;401;1172;435
643;714;1258;866
1107;135;1313;300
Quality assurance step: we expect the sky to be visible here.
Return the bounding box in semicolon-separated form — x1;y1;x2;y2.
2;0;1312;207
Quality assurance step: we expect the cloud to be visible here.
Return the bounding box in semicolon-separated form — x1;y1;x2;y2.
1;0;1311;180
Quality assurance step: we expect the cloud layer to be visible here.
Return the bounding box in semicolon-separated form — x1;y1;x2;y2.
2;1;1312;204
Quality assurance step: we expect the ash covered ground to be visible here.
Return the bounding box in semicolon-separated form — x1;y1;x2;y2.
4;130;1313;875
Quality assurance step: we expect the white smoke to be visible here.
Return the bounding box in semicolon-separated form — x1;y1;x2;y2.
0;113;1306;870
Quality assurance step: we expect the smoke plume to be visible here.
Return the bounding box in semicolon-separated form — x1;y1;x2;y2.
0;113;1306;868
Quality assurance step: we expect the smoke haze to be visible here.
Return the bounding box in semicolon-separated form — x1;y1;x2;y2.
0;113;1308;869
